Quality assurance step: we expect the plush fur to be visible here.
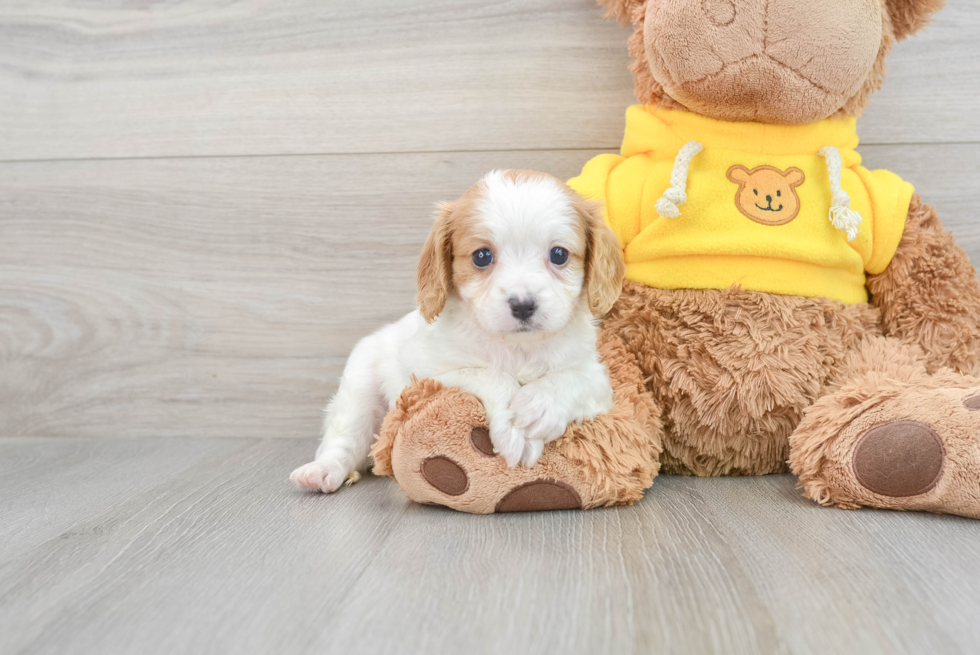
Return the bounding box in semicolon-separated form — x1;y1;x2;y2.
603;283;881;476
868;194;980;376
358;0;980;518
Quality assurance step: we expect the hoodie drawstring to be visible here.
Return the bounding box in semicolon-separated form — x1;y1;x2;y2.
818;146;863;242
656;142;864;243
655;141;703;218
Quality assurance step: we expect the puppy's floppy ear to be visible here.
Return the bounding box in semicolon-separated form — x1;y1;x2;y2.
596;0;646;25
416;202;455;323
575;195;625;317
884;0;945;41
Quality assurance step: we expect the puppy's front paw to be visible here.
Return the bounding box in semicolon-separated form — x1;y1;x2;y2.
510;384;571;446
520;438;545;468
489;412;529;468
290;459;350;493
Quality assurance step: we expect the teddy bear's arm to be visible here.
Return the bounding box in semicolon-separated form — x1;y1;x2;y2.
867;194;980;375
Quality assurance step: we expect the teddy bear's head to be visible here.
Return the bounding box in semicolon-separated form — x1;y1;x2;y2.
598;0;944;124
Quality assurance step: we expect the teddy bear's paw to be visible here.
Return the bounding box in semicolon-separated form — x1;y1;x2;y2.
413;423;584;512
803;384;980;519
416;435;582;513
391;411;589;514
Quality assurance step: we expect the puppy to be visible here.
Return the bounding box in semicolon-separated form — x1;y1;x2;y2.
291;170;625;493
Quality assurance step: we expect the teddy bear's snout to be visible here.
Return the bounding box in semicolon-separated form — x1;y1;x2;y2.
643;0;883;124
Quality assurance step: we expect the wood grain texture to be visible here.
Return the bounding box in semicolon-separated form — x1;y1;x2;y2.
0;0;977;162
3;145;978;440
1;437;978;655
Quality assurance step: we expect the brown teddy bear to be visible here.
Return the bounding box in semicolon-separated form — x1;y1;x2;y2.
370;0;980;518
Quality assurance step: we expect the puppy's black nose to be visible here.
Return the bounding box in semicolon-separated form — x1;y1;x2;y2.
509;298;536;322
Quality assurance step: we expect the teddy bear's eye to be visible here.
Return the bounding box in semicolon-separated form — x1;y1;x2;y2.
777;190;781;197
753;189;758;195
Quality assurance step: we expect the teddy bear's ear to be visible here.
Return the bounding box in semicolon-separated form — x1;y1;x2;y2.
884;0;945;41
596;0;646;26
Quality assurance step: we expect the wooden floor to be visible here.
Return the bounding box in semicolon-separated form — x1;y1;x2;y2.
1;436;979;655
2;1;980;653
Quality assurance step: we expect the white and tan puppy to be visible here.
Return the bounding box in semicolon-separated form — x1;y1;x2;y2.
291;170;624;493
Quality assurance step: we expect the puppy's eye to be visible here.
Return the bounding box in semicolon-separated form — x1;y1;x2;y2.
549;247;569;266
472;248;493;268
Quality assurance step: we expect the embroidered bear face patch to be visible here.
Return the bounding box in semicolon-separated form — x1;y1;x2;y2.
726;165;806;226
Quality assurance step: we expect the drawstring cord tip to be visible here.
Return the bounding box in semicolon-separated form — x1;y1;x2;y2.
656;141;703;219
819;146;863;242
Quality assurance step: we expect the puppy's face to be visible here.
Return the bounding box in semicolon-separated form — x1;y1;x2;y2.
417;170;624;338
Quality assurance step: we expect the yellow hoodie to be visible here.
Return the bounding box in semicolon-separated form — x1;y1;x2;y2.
568;106;914;304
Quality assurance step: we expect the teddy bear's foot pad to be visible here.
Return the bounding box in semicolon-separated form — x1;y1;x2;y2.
420;456;470;496
469;427;496;457
495;480;582;513
851;420;945;498
400;416;592;514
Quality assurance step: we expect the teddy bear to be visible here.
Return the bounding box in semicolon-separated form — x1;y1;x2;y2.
369;0;980;518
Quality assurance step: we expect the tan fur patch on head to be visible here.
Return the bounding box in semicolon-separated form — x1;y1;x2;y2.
416;179;497;322
447;188;495;299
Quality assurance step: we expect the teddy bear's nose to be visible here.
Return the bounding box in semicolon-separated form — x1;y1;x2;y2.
766;195;773;204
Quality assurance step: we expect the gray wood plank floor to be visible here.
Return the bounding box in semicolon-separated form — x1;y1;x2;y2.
1;437;979;655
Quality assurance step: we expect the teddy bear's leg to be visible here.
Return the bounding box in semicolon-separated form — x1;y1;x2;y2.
370;334;663;514
789;336;980;519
